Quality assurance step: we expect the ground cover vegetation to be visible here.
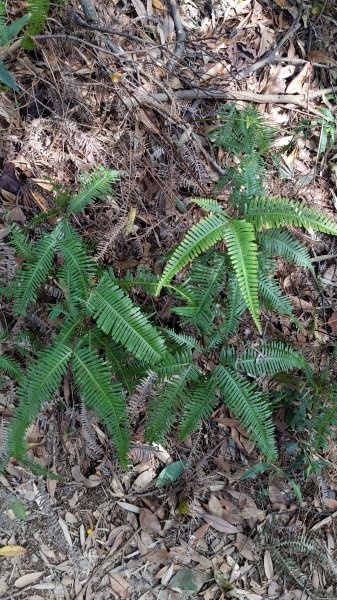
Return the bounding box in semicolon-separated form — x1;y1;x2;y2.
1;0;337;597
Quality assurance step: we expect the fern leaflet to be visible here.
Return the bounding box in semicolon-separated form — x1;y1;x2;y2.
223;219;261;333
245;197;337;235
156;213;227;295
58;222;96;303
179;376;218;440
72;345;130;468
8;343;72;460
13;224;61;315
258;230;313;271
88;273;166;363
214;365;277;460
68;167;119;215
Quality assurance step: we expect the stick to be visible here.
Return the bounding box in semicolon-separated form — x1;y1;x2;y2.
141;87;333;107
238;0;304;78
166;0;186;68
78;0;98;23
72;13;158;45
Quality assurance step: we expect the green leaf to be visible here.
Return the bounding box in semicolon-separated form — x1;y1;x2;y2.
222;219;261;333
8;343;72;460
68;167;119;215
0;355;23;381
156;460;187;487
88;273;166;364
72;344;130;468
58;222;96;303
240;462;272;480
245;196;337;235
0;61;19;91
214;365;277;460
13;224;61;315
156;213;227;295
5;14;30;42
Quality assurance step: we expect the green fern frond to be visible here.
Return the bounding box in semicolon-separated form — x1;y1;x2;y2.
258;230;313;270
0;355;23;380
58;222;96;303
156;213;227;295
213;365;277;460
8;343;72;460
271;549;307;590
179;376;218;440
162;328;201;351
55;315;84;345
245;197;337;235
231;154;265;206
210;104;275;155
23;0;50;48
236;342;311;378
72;345;130;468
111;266;159;296
13;224;61;315
223;219;261;333
312;395;337;451
67;167;119;215
7;225;35;261
221;272;246;339
172;254;226;332
145;364;200;443
154;351;194;380
189;197;226;215
258;274;299;326
88;273;166;363
91;328;144;394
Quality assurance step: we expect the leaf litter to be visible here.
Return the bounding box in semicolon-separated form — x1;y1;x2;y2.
1;0;337;598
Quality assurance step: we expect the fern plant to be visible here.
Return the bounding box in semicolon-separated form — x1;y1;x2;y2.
155;104;337;334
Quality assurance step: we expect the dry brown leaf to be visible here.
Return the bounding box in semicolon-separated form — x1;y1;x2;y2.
193;523;210;540
327;312;337;334
132;467;156;492
286;63;311;94
29;189;49;212
0;545;27;557
109;573;131;598
307;50;337;66
130;0;147;17
152;0;165;9
140;507;162;535
208;495;223;518
234;533;256;561
325;498;337;510
14;572;44;588
264;550;274;580
190;502;240;534
289;296;314;312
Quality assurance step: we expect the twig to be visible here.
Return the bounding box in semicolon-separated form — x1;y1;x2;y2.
139;87;334;110
72;527;141;600
237;0;304;78
273;56;337;70
72;13;158;46
78;0;98;23
166;0;186;68
33;34;131;55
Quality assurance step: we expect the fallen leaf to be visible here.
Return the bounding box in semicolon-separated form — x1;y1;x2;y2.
169;567;210;592
208;495;223;518
132;467;156;492
14;572;44;588
234;533;256;561
286;63;311;94
190;502;240;534
109;573;130;598
0;545;27;557
307;50;337;66
140;508;162;535
264;550;274;580
152;0;165;8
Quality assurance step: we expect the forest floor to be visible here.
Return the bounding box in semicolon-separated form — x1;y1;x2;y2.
1;0;337;598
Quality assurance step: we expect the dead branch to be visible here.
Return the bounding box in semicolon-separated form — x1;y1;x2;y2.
140;87;333;110
72;13;158;45
78;0;98;23
238;0;305;78
166;0;186;68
